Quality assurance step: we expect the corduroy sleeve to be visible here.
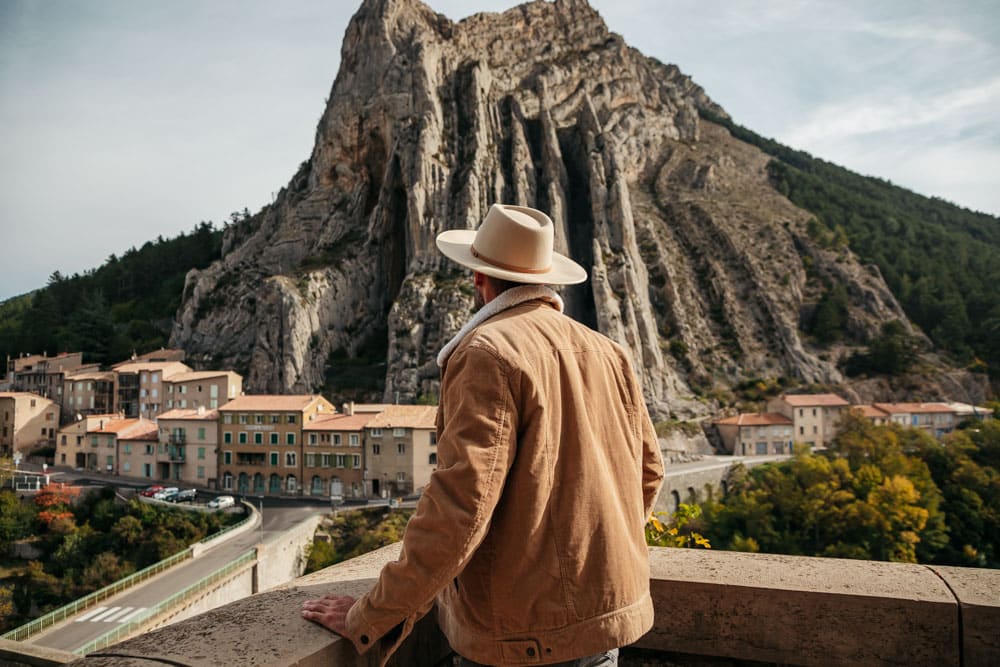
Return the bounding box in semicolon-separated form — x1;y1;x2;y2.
341;343;518;661
631;368;664;519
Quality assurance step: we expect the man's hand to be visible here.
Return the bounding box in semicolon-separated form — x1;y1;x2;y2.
301;594;356;636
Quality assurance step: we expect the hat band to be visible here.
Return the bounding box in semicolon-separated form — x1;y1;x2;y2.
471;244;551;274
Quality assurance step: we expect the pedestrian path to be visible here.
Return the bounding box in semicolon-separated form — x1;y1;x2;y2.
73;606;147;624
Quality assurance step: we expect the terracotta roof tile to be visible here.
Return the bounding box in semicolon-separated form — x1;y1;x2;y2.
157;408;219;421
852;405;891;418
873;402;955;414
715;413;793;427
367;405;438;429
777;393;850;407
305;413;375;431
219;395;330;412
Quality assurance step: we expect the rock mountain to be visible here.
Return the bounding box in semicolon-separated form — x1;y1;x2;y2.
170;0;932;418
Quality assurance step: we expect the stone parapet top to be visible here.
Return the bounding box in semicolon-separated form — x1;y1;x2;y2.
42;544;1000;667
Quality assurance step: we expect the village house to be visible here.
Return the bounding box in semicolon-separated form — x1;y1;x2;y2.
164;370;242;412
55;413;117;469
0;391;61;457
302;412;374;499
767;393;850;450
852;404;892;426
714;413;794;456
872;402;958;438
156;407;220;487
365;404;438;498
217;394;336;497
62;370;117;420
5;352;93;405
111;360;192;419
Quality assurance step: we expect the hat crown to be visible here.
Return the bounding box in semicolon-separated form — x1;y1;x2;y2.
471;205;553;274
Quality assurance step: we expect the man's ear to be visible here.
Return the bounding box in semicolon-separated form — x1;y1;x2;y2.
473;271;487;289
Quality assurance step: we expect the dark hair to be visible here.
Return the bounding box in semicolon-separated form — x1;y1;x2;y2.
486;275;530;295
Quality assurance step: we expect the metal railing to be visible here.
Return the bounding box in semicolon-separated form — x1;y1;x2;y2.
0;549;192;642
0;507;254;643
75;548;258;655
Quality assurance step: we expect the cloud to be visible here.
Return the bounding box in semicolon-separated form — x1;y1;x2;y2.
783;77;1000;146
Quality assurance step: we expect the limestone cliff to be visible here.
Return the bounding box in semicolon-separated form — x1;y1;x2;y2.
170;0;925;417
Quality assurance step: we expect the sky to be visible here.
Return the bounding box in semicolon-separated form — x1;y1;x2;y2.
1;0;998;301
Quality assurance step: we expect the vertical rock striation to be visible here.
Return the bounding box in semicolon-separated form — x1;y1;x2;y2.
171;0;915;417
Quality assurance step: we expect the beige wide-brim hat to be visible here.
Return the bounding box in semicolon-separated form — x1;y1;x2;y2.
435;204;587;285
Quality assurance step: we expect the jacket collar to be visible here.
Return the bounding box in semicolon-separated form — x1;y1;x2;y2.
437;285;563;368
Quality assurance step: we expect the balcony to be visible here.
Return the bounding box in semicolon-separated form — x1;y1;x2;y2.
7;544;997;667
168;434;187;445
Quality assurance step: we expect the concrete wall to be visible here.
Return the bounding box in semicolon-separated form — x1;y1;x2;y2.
256;514;324;592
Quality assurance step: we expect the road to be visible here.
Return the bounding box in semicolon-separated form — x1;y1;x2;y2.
26;482;327;653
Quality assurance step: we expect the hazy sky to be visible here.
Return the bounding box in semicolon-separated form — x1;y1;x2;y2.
2;0;998;301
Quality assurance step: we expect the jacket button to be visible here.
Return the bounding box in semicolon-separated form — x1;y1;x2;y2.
360;634;369;645
526;647;536;657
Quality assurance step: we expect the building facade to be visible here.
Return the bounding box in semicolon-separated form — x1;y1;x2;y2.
156;408;220;487
303;413;373;499
872;402;958;438
111;361;192;419
0;392;61;457
714;413;794;455
165;371;242;412
6;352;92;406
62;371;117;421
767;393;850;450
217;395;336;497
365;405;438;498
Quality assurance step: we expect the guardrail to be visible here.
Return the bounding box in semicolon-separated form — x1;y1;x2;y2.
0;549;192;642
0;505;255;643
75;548;258;655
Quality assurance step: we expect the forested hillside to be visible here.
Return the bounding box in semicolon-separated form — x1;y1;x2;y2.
0;221;223;367
704;112;1000;378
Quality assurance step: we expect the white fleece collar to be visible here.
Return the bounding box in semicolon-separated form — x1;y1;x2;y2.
437;285;564;368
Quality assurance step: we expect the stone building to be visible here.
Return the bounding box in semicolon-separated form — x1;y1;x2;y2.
156;407;220;487
365;405;438;498
217;394;336;497
767;393;850;450
302;412;374;499
0;391;61;457
714;413;794;455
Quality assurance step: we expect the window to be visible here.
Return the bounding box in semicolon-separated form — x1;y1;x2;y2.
123;462;131;472
254;432;263;445
396;472;406;482
371;428;383;437
198;447;206;460
223;472;233;490
270;452;279;466
286;433;295;445
321;453;331;467
333;434;341;445
335;454;345;468
270;414;280;424
197;466;205;479
270;432;279;445
309;433;317;445
287;414;297;424
144;463;153;478
239;433;248;444
239;414;248;424
812;408;817;417
799;426;804;435
91;435;98;446
223;414;233;424
397;443;406;454
350;434;359;446
305;453;316;467
224;432;232;444
151;388;158;399
798;408;804;417
255;414;264;424
210;385;218;398
430;433;437;445
106;455;114;467
146;444;154;455
813;425;818;434
124;444;132;454
429;453;437;465
179;385;187;394
393;427;406;437
372;444;381;455
285;452;296;467
152;373;159;384
352;455;360;469
198;427;206;440
756;442;768;455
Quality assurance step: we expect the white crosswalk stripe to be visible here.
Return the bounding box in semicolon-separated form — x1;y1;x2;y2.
74;606;148;623
75;607;108;622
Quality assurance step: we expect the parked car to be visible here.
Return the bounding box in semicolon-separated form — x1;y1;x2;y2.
207;495;235;509
153;487;179;501
139;485;165;497
173;489;197;503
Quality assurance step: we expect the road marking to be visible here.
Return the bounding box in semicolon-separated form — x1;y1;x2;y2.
88;607;123;622
102;607;137;622
75;607;108;622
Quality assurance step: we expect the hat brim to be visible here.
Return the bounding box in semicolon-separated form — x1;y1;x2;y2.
436;230;588;285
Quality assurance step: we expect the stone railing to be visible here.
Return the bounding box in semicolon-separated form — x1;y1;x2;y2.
2;545;998;666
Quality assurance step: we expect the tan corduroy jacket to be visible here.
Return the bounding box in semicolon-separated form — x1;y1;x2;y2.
344;299;664;665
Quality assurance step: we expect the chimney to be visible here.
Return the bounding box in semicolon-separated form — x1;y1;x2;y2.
343;401;355;416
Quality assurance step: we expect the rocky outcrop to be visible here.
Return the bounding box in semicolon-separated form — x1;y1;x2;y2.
170;0;932;417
